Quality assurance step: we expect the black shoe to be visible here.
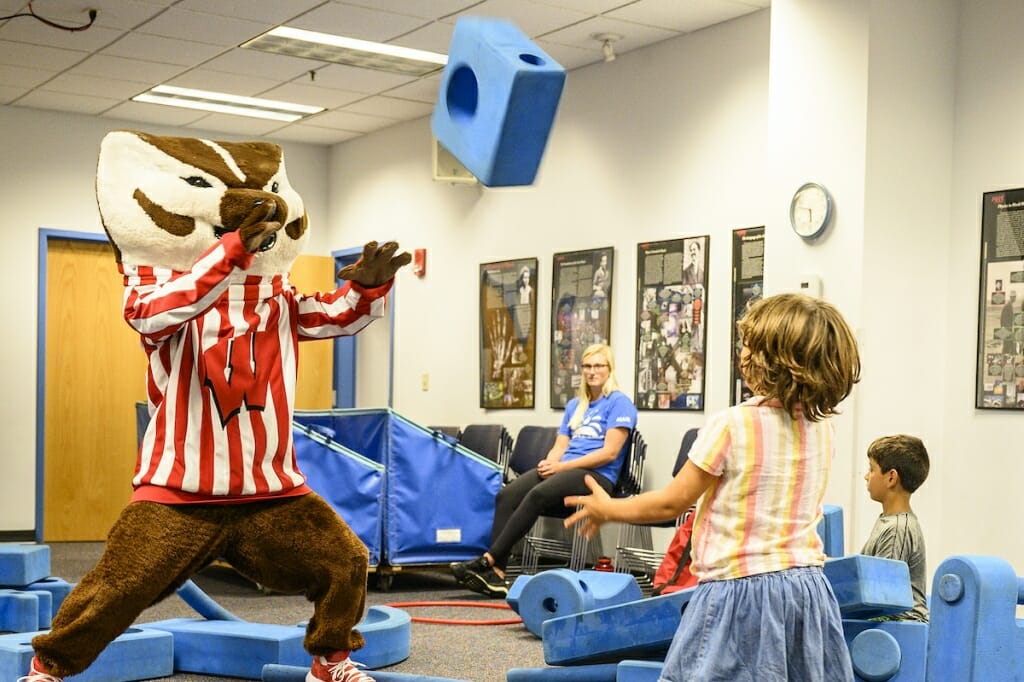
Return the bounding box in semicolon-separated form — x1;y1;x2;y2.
461;567;509;598
450;556;490;586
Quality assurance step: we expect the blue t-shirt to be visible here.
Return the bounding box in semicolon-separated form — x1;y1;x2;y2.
558;391;638;483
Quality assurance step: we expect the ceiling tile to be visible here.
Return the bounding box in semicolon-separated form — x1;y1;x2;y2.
0;63;58;87
392;20;454;54
384;75;441;104
342;95;433;119
448;0;590;36
304;108;395;133
103;99;209;126
201;48;324;81
0;84;28;103
135;7;269;46
606;0;759;33
261;81;366;109
338;0;479;21
101;32;226;66
15;89;121;114
67;53;185;81
84;0;169;30
541;16;679;53
288;3;429;43
535;39;602;71
0;19;124;52
42;72;149;99
311;62;417;95
174;0;325;26
0;39;86;70
184;112;284;136
531;0;636;13
268;123;361;146
164;69;284;98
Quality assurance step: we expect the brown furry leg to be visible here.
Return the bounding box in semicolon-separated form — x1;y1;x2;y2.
32;502;229;677
221;493;369;654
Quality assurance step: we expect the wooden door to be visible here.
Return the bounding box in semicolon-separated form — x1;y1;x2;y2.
43;241;334;540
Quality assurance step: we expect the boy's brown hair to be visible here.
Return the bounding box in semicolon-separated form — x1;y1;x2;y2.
868;435;930;493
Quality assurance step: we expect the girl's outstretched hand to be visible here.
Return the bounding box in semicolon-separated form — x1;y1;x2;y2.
563;474;611;539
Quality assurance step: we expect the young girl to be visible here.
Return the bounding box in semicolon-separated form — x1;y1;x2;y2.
565;293;860;681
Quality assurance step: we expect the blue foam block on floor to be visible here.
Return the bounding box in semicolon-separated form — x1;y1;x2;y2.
0;626;173;682
843;619;927;682
518;569;642;637
507;574;529;614
824;555;914;619
353;605;411;669
542;588;695;666
431;16;566;187
506;662;618;681
263;663;472;681
616;660;664;682
24;577;72;619
0;590;43;632
142;618;307;678
0;545;50;588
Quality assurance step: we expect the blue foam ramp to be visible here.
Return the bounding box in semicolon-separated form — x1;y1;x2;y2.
0;544;50;588
431;16;566;187
616;660;663;682
518;569;642;637
0;590;43;632
542;588;695;666
263;663;471;681
0;627;173;682
24;577;73;619
824;555;914;619
818;504;844;557
506;663;618;681
142;618;308;677
843;620;926;682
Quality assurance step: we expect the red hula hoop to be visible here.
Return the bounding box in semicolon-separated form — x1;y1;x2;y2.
384;600;523;626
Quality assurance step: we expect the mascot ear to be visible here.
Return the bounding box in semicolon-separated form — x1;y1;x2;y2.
337;241;412;287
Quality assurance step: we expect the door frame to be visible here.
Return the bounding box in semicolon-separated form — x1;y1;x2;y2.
35;228;109;540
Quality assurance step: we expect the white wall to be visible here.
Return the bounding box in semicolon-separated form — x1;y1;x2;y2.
0;106;329;531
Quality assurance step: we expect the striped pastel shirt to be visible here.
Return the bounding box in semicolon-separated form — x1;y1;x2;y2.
688;396;832;582
123;230;391;504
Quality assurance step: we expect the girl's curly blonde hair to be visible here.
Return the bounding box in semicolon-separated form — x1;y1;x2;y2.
737;293;860;422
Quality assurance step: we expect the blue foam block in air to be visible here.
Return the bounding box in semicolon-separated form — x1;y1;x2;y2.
506;662;619;681
262;663;471;681
0;590;42;632
0;545;50;588
542;588;695;666
24;577;72;619
616;660;664;682
0;627;173;682
141;618;308;678
823;555;914;619
518;569;642;637
431;16;566;187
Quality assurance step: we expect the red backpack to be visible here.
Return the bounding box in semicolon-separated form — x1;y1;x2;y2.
651;508;698;595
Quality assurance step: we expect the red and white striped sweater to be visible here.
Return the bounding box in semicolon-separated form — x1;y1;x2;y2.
122;230;390;504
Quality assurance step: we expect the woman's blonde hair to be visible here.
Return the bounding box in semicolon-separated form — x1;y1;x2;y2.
737;293;860;422
569;344;621;429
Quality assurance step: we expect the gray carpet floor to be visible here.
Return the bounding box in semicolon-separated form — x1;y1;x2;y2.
45;543;548;682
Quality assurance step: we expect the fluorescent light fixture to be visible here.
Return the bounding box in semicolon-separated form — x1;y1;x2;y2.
242;26;448;77
132;85;324;122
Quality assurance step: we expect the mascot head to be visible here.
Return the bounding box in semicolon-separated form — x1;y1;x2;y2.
96;130;308;276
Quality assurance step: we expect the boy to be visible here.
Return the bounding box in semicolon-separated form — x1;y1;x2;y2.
862;434;930;622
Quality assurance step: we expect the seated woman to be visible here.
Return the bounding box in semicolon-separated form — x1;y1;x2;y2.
450;343;638;597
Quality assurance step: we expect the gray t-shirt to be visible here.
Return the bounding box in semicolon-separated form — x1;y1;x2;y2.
861;511;928;622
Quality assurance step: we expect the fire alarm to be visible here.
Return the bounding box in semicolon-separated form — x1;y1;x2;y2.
412;248;426;277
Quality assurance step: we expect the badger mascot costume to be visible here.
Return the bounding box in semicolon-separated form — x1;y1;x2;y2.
24;131;409;682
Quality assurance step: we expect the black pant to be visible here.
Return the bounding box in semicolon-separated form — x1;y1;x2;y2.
487;468;613;570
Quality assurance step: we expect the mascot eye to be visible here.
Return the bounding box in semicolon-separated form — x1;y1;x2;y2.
184;176;212;188
271;181;280;193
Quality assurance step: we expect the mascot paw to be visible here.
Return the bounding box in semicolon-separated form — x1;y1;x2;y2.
338;241;412;287
238;201;283;253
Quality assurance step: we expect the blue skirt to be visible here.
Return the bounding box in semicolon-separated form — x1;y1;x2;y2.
660;566;853;682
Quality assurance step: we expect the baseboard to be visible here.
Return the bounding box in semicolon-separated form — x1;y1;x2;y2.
0;531;36;542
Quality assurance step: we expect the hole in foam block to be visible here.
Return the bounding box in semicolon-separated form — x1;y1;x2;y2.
542;597;559;614
446;65;478;124
519;53;545;66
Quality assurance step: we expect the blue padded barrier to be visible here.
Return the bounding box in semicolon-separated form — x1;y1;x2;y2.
24;577;72;620
515;569;642;637
0;544;50;588
263;663;471;681
431;17;566;187
925;555;1024;681
819;504;844;557
293;423;385;566
0;627;173;682
616;660;663;682
824;555;914;619
293;409;502;566
506;663;618;681
843;620;926;682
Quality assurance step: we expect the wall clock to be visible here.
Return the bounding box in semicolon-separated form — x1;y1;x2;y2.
790;182;833;240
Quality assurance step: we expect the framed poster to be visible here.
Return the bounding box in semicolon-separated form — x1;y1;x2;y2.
479;258;538;409
976;188;1024;409
730;226;765;405
550;247;614;409
635;236;709;411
